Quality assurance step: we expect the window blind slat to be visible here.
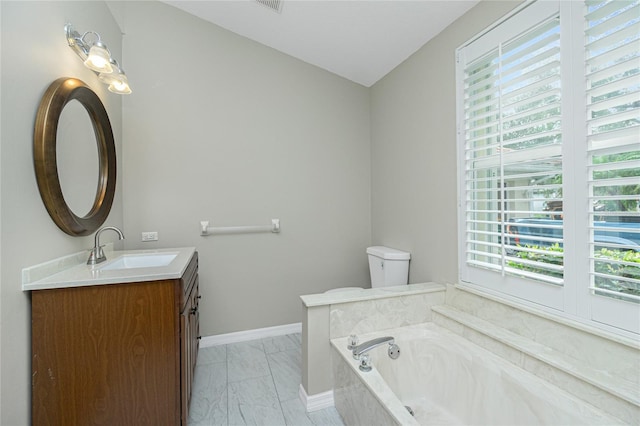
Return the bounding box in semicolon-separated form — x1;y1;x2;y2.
502;115;561;137
590;158;640;173
501;89;561;117
585;0;631;21
501;61;561;96
502;74;561;106
588;57;640;86
587;42;640;70
501;20;560;66
588;126;640;152
588;90;640;114
590;175;640;187
502;129;562;148
465;109;500;127
585;4;640;37
465;128;500;145
585;21;640;53
471;145;561;169
464;90;501;110
465;72;500;95
502;44;560;78
464;61;499;83
588;108;639;131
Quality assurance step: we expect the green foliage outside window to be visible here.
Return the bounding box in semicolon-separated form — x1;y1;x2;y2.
508;245;640;298
508;244;564;279
594;248;640;297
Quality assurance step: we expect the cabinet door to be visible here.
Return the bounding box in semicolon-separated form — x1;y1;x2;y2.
32;281;181;426
181;275;199;424
190;277;200;375
180;298;191;425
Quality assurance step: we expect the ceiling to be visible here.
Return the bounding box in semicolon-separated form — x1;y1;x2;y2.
161;0;480;87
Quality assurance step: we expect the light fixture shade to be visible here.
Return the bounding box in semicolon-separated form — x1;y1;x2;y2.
66;24;131;95
84;43;113;73
98;72;119;85
99;60;125;84
108;75;132;95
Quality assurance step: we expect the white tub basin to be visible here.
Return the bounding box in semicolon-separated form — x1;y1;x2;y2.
99;253;178;270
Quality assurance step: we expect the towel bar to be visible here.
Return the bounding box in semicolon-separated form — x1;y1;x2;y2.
200;219;280;236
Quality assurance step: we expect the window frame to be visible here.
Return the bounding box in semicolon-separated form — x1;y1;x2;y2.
455;0;640;337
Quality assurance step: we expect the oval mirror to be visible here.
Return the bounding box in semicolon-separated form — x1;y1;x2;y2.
56;99;100;216
34;77;116;236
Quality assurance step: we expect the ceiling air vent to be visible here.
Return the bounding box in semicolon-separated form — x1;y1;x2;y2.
255;0;283;13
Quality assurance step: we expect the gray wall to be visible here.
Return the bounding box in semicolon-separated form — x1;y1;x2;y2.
0;2;124;423
370;1;521;284
119;1;372;336
0;0;524;423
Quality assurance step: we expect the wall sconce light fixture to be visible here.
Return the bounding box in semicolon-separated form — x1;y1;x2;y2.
65;24;132;95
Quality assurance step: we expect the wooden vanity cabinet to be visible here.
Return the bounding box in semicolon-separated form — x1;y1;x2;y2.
31;252;199;426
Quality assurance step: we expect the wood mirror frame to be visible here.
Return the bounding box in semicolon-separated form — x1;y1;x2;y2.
34;77;116;236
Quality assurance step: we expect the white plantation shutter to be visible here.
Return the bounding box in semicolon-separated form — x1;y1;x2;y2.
585;0;640;332
457;0;640;334
459;1;564;306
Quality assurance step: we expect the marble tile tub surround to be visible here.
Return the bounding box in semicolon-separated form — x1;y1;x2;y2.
446;285;640;374
332;324;622;426
299;283;446;404
329;285;446;338
434;285;640;425
331;345;412;426
444;284;640;387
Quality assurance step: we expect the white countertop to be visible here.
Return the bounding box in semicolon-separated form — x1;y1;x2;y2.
22;246;196;291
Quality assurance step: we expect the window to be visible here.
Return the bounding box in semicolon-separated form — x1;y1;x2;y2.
456;0;639;335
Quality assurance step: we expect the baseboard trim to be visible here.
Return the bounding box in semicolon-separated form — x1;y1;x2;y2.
299;384;334;412
199;322;302;347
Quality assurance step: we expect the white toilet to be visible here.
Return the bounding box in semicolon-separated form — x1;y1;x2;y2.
366;246;411;287
325;245;410;293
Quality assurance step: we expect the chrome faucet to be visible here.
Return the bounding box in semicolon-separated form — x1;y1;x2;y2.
87;226;125;265
352;336;397;359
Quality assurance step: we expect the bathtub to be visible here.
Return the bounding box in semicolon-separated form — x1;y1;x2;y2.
331;322;624;425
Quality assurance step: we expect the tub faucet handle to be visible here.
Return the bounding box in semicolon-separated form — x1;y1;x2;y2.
358;353;372;372
347;334;359;350
388;343;401;360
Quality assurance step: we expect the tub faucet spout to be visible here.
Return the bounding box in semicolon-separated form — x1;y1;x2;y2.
352;336;395;359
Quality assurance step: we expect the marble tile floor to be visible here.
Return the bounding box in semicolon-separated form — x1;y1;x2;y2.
188;333;345;426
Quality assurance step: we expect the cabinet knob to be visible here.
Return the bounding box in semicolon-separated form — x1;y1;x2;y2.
197;336;202;340
190;307;198;315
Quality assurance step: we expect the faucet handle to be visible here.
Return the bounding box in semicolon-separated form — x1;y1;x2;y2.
388;343;401;360
347;334;359;350
358;353;372;372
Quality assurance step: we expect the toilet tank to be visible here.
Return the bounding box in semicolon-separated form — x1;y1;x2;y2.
366;246;410;288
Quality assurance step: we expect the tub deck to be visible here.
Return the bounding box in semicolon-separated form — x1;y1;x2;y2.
332;323;625;425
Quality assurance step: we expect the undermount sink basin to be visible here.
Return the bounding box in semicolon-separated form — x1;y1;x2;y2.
100;253;178;271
